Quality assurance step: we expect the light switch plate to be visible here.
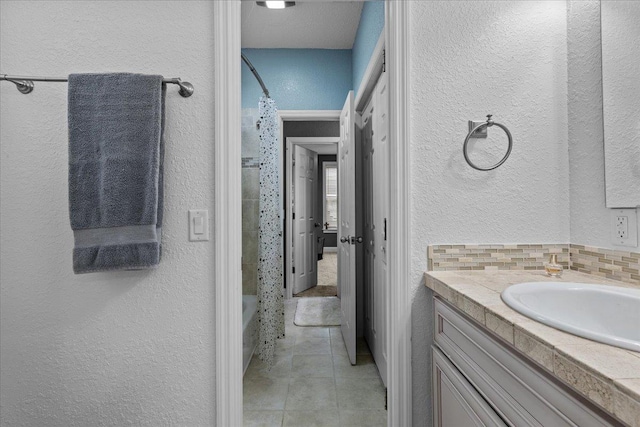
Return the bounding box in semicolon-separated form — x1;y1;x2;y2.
611;208;638;247
189;209;209;242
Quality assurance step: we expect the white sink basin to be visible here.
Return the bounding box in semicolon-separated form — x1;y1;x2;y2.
501;282;640;352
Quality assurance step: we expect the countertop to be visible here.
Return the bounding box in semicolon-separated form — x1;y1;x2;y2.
424;269;640;427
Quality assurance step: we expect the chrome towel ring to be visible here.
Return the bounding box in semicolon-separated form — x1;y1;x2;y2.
463;114;513;171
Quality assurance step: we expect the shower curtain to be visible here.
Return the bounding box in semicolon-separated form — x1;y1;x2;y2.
256;95;285;366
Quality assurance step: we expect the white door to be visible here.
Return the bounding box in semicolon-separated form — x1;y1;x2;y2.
362;71;389;386
339;91;357;365
293;145;318;295
362;111;377;365
373;71;389;385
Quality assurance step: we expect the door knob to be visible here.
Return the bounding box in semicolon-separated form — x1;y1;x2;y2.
340;236;349;243
350;236;363;244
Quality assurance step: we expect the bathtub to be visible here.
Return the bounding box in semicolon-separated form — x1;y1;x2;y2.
242;295;258;375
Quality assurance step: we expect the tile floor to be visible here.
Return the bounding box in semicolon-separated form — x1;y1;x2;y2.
243;298;387;427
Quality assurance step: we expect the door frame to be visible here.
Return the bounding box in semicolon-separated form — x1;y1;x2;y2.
213;2;411;425
285;136;339;299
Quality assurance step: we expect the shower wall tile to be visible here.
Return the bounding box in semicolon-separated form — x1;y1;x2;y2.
242;131;260;158
242;108;261;296
242;157;260;168
570;244;640;284
242;231;259;264
427;243;569;271
243;200;259;232
243;263;258;295
242;108;261;158
242;168;260;200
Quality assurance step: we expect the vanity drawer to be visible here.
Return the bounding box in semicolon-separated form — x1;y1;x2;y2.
434;297;621;427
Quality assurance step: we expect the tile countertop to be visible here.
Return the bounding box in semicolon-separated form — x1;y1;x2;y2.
424;270;640;427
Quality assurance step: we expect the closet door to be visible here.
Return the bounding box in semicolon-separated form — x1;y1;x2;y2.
372;70;389;386
363;108;376;364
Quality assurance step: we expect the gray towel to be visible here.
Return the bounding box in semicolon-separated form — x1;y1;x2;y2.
68;73;165;274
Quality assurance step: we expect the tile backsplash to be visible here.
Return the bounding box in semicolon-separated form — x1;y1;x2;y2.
428;243;640;284
569;244;639;284
427;244;568;271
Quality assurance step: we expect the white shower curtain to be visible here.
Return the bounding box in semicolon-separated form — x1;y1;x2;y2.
256;95;285;366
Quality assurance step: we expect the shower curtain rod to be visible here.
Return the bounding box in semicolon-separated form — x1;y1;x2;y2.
0;74;195;97
241;53;270;98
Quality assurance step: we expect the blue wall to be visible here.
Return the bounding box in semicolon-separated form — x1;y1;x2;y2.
242;49;352;110
352;1;385;96
241;1;384;110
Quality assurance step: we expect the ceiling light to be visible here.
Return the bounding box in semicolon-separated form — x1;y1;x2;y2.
257;1;296;9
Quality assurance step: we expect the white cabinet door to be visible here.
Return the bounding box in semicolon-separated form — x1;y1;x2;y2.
339;90;357;365
433;346;508;427
434;298;620;427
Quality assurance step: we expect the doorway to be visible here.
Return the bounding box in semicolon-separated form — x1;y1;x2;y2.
213;2;411;426
284;136;340;299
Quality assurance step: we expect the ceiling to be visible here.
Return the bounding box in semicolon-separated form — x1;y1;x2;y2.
241;1;364;49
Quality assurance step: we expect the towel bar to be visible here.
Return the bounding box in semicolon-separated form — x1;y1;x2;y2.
1;74;194;98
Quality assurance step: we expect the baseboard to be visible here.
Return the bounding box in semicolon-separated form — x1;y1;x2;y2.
324;247;337;253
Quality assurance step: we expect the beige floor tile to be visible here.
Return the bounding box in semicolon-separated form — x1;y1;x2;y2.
339;409;387;426
283;410;340;427
333;353;381;378
245;314;388;424
294;327;331;340
291;354;334;378
244;354;293;379
244;410;284;427
286;324;332;340
293;337;331;355
285;377;338;410
274;336;296;356
335;377;386;410
330;329;348;355
244;378;290;410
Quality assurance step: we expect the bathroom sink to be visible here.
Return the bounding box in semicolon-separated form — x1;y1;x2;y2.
501;282;640;352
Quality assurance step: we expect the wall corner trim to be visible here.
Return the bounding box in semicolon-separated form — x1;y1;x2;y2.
214;2;244;426
386;1;413;426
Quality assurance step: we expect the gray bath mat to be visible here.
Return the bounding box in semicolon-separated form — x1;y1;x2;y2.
294;297;341;326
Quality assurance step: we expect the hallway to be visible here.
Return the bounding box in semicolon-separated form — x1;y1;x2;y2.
243;298;387;426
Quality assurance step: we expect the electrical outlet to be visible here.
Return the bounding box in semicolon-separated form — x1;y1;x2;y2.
616;216;628;239
611;208;638;247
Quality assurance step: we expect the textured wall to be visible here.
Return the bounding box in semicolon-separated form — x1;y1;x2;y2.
409;1;569;423
241;49;352;110
352;0;385;96
0;2;216;426
567;0;640;250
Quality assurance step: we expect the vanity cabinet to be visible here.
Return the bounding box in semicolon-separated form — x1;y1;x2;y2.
433;345;507;426
433;297;621;427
